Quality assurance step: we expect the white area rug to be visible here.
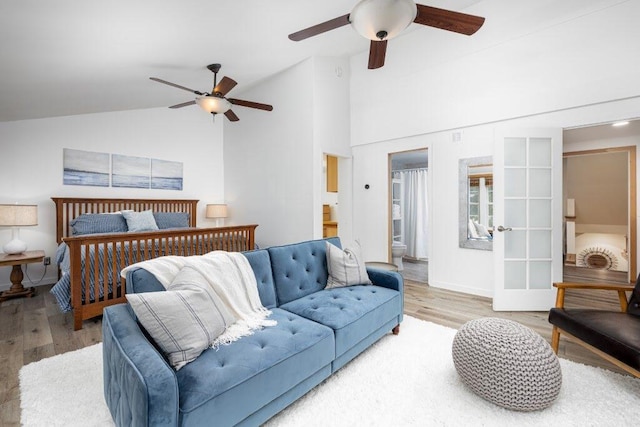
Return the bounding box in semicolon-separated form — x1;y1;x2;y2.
20;316;640;426
19;343;113;426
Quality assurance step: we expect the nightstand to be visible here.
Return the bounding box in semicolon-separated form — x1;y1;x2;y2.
0;250;44;302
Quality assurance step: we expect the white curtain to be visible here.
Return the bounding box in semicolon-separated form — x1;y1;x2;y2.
401;169;429;259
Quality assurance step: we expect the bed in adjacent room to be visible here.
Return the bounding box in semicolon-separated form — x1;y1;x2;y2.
574;232;628;272
51;197;257;330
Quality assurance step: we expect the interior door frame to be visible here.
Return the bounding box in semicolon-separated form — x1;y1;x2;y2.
562;145;637;281
387;148;429;263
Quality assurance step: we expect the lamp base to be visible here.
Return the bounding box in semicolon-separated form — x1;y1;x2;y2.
3;238;27;255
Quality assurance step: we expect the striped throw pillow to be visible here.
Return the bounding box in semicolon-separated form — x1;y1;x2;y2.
126;266;235;370
326;240;372;288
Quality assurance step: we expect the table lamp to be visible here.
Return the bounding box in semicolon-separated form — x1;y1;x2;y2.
206;204;228;227
0;204;38;254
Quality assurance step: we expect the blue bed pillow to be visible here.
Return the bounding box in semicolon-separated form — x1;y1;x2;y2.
153;212;190;229
122;210;159;232
70;213;128;235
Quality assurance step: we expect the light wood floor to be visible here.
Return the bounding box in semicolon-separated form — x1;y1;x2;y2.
0;284;102;427
0;280;631;426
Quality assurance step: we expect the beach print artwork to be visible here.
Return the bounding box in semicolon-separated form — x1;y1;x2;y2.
151;159;183;190
63;149;183;191
112;154;151;188
63;148;110;187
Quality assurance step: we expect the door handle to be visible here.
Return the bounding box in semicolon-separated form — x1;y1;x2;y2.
496;225;512;232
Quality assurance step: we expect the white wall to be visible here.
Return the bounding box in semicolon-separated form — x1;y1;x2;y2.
353;127;495;296
224;59;315;247
313;58;351;158
313;57;352;240
225;57;352;248
350;0;640;146
349;0;640;296
0;107;224;289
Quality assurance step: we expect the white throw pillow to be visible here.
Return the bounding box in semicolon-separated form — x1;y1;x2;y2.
474;221;491;238
122;209;159;232
468;218;480;239
325;240;372;288
126;266;235;370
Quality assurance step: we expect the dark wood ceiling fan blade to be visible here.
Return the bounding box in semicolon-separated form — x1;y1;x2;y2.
168;100;196;109
414;4;485;35
149;77;204;95
228;98;273;111
224;110;240;122
213;76;237;96
288;13;351;41
368;40;387;70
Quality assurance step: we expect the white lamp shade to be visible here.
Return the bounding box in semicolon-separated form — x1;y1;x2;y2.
196;96;232;114
0;204;38;226
350;0;417;41
206;204;228;219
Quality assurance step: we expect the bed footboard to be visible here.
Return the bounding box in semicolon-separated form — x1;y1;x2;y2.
64;225;258;330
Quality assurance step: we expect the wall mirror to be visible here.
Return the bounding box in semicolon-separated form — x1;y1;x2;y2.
459;156;493;250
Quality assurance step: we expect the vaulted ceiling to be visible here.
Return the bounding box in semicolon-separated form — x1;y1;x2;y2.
0;0;483;122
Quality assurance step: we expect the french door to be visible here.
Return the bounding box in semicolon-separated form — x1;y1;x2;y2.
493;128;563;310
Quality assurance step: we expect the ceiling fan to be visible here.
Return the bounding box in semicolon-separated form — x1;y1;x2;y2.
288;0;485;69
150;63;273;122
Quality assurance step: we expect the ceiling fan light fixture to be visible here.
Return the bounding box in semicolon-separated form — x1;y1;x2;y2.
350;0;417;41
196;96;231;114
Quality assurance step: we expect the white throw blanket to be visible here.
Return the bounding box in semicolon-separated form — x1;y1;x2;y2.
121;251;276;346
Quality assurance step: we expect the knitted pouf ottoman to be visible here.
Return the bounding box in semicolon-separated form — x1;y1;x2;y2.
452;317;562;411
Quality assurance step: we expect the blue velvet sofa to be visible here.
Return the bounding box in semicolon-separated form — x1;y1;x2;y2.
102;237;404;426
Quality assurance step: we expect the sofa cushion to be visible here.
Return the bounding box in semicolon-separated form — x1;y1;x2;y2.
280;285;401;358
326;240;372;288
175;308;334;426
243;249;277;309
549;308;640;371
268;237;340;305
126;268;165;293
126;266;236;370
125;250;279;310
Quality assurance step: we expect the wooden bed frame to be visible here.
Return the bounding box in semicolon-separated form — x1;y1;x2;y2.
52;197;257;330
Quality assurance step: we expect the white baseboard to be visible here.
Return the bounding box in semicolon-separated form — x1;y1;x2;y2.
0;273;58;292
428;280;494;299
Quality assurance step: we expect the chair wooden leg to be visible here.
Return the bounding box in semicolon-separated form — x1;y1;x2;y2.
551;326;560;353
392;325;400;335
617;290;629;312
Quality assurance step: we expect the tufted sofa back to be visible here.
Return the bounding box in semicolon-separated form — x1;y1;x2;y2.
126;237;342;309
267;237;341;305
125;249;280;308
243;249;278;308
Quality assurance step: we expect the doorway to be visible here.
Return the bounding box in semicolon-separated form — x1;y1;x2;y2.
388;149;428;282
322;154;339;238
562;122;638;284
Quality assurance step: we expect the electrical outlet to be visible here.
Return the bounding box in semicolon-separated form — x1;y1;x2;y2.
43;256;51;266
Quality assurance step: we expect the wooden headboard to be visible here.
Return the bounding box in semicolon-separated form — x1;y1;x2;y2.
51;197;199;243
